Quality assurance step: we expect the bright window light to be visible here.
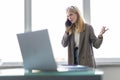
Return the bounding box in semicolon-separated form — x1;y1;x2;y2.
32;0;83;62
91;0;120;58
0;0;24;62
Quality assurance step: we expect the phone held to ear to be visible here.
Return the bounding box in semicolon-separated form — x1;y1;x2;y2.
65;19;72;27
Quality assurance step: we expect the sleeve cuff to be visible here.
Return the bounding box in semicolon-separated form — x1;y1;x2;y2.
98;35;103;39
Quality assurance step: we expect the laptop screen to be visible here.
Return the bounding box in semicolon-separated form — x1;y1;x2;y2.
17;29;57;71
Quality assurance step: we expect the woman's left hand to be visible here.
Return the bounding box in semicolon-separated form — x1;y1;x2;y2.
99;26;109;36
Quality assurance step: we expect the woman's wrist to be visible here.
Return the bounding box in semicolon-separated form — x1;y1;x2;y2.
65;31;69;35
98;34;103;39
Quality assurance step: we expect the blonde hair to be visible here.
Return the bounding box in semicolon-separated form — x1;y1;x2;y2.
66;6;85;33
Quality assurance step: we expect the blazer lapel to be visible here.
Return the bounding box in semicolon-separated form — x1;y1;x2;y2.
78;31;85;54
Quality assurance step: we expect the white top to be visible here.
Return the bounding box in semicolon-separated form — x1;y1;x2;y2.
74;31;80;47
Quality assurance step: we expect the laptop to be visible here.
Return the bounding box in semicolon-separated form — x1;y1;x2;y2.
17;29;89;72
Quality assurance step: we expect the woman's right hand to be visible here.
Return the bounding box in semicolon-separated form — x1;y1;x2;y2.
65;26;71;34
65;19;72;34
65;19;72;27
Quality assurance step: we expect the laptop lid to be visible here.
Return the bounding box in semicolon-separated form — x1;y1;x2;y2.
17;29;57;71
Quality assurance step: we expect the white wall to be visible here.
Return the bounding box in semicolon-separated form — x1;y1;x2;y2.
97;65;120;80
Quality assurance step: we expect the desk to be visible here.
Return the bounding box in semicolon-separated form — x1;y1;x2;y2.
0;68;103;80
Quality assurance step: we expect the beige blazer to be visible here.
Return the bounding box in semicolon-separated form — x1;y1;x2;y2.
62;23;103;68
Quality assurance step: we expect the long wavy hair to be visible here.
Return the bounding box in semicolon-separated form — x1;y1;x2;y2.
66;6;86;33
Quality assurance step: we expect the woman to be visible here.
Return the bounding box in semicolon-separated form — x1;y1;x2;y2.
61;6;108;68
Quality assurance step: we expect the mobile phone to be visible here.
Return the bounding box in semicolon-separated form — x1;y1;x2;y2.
65;19;72;27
